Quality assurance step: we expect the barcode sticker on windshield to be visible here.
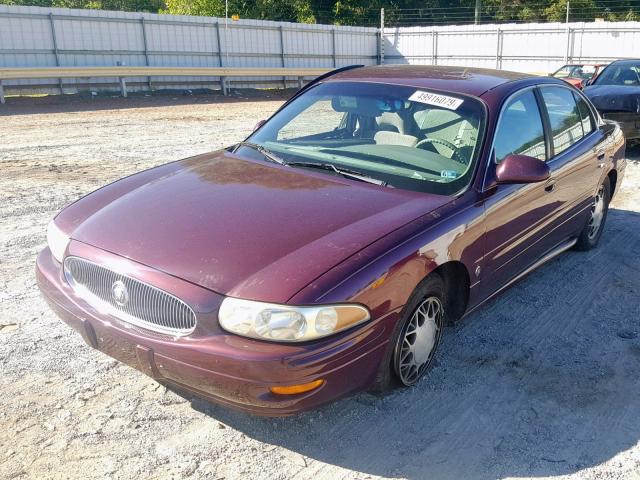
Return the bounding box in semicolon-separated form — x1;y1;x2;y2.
409;90;464;110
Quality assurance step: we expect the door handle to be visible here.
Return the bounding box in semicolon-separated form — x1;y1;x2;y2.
544;180;556;193
596;152;605;160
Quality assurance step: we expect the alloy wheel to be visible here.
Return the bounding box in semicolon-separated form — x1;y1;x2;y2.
587;185;606;240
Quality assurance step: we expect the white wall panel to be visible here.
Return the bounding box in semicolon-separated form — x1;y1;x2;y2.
0;4;377;94
4;3;640;96
383;21;640;73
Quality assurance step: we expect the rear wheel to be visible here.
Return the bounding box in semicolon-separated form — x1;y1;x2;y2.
575;177;610;251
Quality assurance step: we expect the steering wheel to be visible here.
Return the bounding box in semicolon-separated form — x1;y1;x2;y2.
415;137;465;164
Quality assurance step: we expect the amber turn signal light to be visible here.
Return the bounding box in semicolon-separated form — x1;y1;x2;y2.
269;379;324;395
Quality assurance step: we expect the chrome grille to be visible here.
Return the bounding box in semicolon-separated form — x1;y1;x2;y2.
63;256;196;336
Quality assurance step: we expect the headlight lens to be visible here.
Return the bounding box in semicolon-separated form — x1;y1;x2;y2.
218;297;370;342
47;220;70;263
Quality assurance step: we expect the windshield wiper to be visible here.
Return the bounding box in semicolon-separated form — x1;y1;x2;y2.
286;161;389;186
235;141;288;166
235;143;389;187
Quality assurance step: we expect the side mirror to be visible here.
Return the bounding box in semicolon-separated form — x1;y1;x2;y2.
253;119;266;132
496;154;550;184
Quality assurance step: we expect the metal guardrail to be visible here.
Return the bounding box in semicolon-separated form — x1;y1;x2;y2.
0;66;332;103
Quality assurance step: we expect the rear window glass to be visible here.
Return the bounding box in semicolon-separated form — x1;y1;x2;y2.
573;92;595;136
541;87;584;156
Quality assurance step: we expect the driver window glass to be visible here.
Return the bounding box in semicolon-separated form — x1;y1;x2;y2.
277;99;345;140
494;90;546;163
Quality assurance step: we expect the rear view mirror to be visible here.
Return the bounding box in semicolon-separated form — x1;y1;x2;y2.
331;96;405;116
496;154;550;184
253;119;266;132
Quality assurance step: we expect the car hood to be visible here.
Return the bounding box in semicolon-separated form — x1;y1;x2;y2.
59;150;450;303
584;85;640;113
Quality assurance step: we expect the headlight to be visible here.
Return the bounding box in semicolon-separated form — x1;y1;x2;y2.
47;220;70;263
218;297;370;342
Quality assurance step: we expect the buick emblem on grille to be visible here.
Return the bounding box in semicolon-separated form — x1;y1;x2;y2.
111;280;129;306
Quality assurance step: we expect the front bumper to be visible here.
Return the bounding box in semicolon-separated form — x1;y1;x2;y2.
36;246;395;416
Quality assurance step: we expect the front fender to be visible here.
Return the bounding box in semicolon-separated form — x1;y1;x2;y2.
289;191;485;318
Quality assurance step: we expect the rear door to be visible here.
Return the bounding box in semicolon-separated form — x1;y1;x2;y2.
537;85;607;245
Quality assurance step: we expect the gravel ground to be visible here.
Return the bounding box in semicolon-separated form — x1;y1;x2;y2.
1;92;639;480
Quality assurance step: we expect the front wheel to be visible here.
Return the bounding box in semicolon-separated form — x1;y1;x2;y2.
371;275;447;392
575;177;611;251
393;294;444;386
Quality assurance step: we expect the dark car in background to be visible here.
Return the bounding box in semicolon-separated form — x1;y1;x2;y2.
37;65;626;415
552;63;607;89
584;59;640;140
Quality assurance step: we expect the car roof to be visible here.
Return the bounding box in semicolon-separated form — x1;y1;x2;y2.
561;63;607;66
324;65;535;97
608;59;640;65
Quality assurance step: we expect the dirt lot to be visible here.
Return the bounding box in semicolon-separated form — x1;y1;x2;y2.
1;92;639;480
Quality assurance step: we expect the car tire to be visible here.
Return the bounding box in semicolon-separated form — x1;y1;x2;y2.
371;274;447;392
575;176;611;251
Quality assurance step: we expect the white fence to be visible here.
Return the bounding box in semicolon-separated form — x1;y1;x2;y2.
382;22;640;73
2;3;640;96
0;5;378;94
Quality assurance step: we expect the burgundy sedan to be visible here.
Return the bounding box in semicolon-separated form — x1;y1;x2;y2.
37;66;626;415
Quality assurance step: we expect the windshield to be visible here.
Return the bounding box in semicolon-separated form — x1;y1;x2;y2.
593;62;640;86
246;81;486;195
553;64;598;80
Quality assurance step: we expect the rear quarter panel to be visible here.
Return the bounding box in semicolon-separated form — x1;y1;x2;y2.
604;121;627;198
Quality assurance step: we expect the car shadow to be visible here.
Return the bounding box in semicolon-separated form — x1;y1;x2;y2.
626;142;640;162
179;206;640;479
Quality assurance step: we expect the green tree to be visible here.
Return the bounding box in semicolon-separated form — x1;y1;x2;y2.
482;0;548;22
161;0;318;23
544;0;597;21
1;0;639;25
1;0;164;12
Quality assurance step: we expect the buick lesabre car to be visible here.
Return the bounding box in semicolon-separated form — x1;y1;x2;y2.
37;66;626;415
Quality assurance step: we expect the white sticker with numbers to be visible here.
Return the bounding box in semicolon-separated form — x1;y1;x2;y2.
409;90;464;110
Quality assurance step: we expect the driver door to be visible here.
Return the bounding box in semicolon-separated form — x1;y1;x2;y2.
481;87;557;297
